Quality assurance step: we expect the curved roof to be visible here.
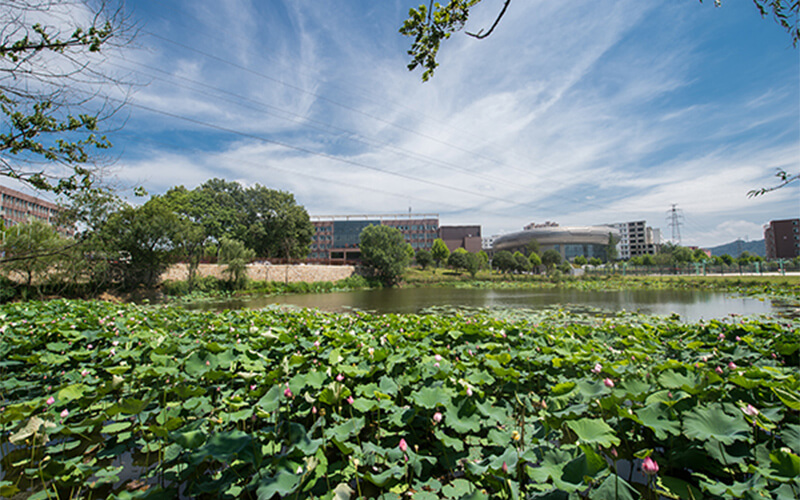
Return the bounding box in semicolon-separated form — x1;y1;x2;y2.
493;225;619;251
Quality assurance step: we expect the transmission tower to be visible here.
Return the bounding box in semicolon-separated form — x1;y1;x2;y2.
666;204;684;245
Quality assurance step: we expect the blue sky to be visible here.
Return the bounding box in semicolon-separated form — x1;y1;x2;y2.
82;1;799;246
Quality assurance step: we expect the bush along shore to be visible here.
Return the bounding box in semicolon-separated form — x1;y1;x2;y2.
0;300;798;499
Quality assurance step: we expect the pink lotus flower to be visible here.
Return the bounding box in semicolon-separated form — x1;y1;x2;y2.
603;378;615;388
642;457;659;475
368;347;374;357
312;406;317;414
742;404;758;417
591;363;602;374
718;333;725;340
466;387;473;397
399;438;408;452
434;354;442;361
46;396;55;405
81;369;89;377
434;362;440;368
728;362;737;370
347;396;354;405
610;448;618;458
715;366;724;375
250;384;256;391
433;412;443;424
336;374;344;382
313;340;320;347
284;386;293;398
60;409;69;418
502;461;508;473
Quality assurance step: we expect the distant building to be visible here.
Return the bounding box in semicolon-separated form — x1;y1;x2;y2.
610;220;661;260
0;185;73;237
439;225;482;253
492;225;619;262
523;221;559;230
309;214;439;262
482;235;497;251
764;218;799;259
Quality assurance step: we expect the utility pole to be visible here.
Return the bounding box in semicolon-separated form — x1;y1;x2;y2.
666;204;684;245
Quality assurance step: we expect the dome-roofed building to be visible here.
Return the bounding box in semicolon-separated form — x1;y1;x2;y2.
492;224;619;262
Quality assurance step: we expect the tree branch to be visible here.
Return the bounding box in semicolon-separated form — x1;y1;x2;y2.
466;0;511;39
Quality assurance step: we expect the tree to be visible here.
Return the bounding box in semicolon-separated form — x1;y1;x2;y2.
1;218;65;291
641;254;655;266
492;250;515;273
164;180;313;260
477;250;489;269
359;224;410;286
573;255;587;266
720;254;734;266
99;197;180;288
465;252;481;277
1;0;134;194
415;248;434;269
218;237;254;290
606;233;618;262
431;238;450;269
528;252;542;273
401;1;799;81
541;249;561;270
447;247;470;272
513;251;531;273
588;257;602;266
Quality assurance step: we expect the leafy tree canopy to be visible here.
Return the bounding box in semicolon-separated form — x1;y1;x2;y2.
359;224;410;286
431;238;450;267
415;248;434;269
492;249;514;273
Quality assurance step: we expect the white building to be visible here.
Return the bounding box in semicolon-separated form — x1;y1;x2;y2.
611;220;661;260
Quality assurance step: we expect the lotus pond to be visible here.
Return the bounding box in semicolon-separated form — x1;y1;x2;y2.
0;300;798;499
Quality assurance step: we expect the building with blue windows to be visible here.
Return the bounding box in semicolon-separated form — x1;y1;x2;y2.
491;224;619;262
309;214;440;262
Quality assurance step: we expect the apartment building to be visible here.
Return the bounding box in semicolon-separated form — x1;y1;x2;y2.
611;220;660;260
0;185;72;236
764;218;799;259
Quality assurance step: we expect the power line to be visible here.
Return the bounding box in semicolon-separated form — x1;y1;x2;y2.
666;204;684;245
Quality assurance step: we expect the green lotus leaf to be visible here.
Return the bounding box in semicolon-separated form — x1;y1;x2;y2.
767;449;800;480
683;404;750;445
780;424;800;455
57;383;87;402
441;478;473;498
362;466;404;487
411;385;453;409
656;476;705;500
258;384;283;413
588;474;638;500
771;386;800;410
635;403;680;440
658;370;699;390
256;468;302;499
551;381;576;396
564;418;620;447
190;429;255;465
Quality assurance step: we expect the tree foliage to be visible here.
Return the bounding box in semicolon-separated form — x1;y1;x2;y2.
163;179;313;260
541;249;561;269
513;250;531;273
401;0;798;81
1;218;65;289
492;249;514;273
431;238;450;268
1;0;134;194
415;248;433;269
219;237;255;290
447;247;470;272
359;224;410;286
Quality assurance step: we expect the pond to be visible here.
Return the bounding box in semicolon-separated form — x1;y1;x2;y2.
182;287;793;321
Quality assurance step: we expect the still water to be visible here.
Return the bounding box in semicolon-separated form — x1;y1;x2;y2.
183;287;789;321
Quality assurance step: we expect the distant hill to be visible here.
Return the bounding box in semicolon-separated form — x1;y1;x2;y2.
707;239;765;257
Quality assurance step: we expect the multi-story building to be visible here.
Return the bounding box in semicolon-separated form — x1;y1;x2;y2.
439;225;482;253
309;214;439;262
0;185;72;236
610;220;660;260
764;218;800;259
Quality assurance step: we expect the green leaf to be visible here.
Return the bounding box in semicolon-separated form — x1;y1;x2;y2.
780;424;800;455
564;418;620;447
772;386;800;410
635;403;680;440
683;404;750;445
589;474;638;500
258;384;283;413
411;386;452;409
257;469;302;499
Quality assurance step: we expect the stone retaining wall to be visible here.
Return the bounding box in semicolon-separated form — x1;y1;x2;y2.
161;263;357;284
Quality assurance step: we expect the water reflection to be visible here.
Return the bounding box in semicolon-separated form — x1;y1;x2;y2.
183;287;782;321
